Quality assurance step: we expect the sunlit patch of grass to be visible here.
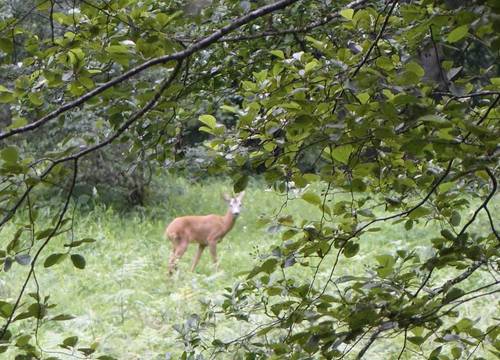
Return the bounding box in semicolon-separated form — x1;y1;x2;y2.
1;176;497;359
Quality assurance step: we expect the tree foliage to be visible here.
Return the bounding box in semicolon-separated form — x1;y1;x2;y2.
0;0;499;358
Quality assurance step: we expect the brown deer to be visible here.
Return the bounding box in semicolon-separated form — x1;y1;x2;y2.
165;191;245;275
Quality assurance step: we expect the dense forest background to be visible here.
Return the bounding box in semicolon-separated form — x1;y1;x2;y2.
0;0;499;359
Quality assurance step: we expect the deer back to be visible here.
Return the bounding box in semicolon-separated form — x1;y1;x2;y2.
166;214;229;245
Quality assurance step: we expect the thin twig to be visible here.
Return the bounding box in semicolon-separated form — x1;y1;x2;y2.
352;0;398;77
484;205;499;240
0;159;78;338
413;268;434;298
462;94;500;143
397;328;408;360
457;167;497;237
429;25;449;90
49;0;55;44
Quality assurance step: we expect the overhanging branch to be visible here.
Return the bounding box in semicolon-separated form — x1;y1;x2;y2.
0;0;298;141
0;61;183;230
220;0;370;42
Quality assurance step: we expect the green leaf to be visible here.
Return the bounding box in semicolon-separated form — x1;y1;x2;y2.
78;347;96;356
455;318;473;331
419;114;448;124
376;57;394;71
71;254;86;269
220;105;238;113
351;178;367;192
406;61;425;78
405;220;413;231
16;334;31;347
358;208;375;218
44;253;67;268
0;302;13;319
408;206;432;219
270;50;284;59
331;144;353;164
376;254;395;268
64;238;96;248
438;181;455;193
199;126;214;134
51;314;76;321
1;146;19;164
233;175;248;193
198;114;217;129
106;45;129;54
340;8;354;20
261;258;278;274
344;242;359;258
62;336;78;348
302;192;321;205
451;347;462;359
408;336;425;345
280;102;301;109
429;346;442;359
444;287;465;303
376;254;395;277
450;211;461;226
305;60;319;73
28;92;43;106
356;92;370;104
0;38;14;54
447;25;469;43
36;228;55;240
441;229;455;241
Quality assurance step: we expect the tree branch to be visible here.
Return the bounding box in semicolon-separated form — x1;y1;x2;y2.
429;260;485;299
220;0;370;42
434;90;500;99
0;60;183;232
356;327;384;359
0;0;298;141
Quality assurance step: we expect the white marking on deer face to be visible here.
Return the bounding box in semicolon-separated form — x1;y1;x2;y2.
224;191;245;216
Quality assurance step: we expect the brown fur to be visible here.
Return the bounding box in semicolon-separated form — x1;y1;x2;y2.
165;193;243;275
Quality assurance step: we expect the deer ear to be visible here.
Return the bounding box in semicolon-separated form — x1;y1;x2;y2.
237;191;245;200
222;193;231;202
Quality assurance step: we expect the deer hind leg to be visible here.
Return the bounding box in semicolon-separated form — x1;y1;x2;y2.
191;244;206;272
168;239;188;275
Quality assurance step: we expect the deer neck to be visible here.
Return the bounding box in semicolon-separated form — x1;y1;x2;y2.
221;210;237;234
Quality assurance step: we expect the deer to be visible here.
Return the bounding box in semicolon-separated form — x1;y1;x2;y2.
165;191;245;275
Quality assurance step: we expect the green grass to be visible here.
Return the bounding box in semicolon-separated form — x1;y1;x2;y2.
1;176;498;359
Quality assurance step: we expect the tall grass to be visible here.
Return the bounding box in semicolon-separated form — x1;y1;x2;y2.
1;176;497;359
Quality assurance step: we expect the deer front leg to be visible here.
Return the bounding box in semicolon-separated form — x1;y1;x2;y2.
191;244;206;272
208;242;219;270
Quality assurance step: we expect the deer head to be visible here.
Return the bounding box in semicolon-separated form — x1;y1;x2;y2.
223;191;245;216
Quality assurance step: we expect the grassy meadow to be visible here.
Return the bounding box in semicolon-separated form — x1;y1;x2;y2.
1;176;498;359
